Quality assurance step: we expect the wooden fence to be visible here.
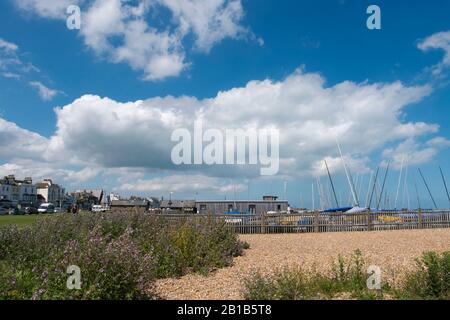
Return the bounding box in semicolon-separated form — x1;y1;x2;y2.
155;210;450;234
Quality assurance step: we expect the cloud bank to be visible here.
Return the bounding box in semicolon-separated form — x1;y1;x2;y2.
1;67;448;193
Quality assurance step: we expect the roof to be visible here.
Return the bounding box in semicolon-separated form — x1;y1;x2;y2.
36;180;63;189
0;176;33;186
195;200;289;204
160;200;196;208
111;199;148;207
73;189;103;199
35;182;49;189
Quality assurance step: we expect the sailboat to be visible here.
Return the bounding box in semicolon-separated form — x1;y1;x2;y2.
324;139;369;214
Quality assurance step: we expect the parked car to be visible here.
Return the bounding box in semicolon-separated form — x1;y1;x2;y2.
15;202;38;215
91;205;106;213
0;204;14;215
0;206;11;215
24;206;38;214
38;203;56;214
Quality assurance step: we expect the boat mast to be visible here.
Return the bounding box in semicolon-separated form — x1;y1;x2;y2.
368;167;380;209
316;178;324;210
324;160;339;208
336;139;359;207
414;176;421;210
418;168;438;210
439;166;450;207
394;157;404;210
377;161;390;210
365;170;374;207
403;163;410;209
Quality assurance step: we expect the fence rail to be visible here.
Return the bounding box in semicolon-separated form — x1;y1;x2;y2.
155;210;450;234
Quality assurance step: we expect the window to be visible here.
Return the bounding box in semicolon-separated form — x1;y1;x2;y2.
277;204;281;211
248;204;256;214
228;204;234;212
200;204;207;211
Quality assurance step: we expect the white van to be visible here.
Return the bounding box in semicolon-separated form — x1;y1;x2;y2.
92;205;106;213
38;203;55;214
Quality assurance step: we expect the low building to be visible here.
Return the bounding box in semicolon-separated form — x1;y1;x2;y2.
110;198;149;211
107;193;120;204
160;199;197;213
36;179;65;205
156;196;289;215
195;196;289;215
71;189;104;209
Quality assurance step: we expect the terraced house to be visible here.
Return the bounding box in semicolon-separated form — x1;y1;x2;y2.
35;179;65;206
0;175;37;203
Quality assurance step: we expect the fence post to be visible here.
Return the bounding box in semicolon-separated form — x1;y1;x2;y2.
367;210;372;231
418;209;423;229
261;211;266;234
314;211;319;233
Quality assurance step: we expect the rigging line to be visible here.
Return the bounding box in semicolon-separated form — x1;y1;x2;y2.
365;171;374;208
439;166;450;207
418;168;438;210
377;161;390;210
414;175;421;210
324;160;339;207
368;167;380;209
394;156;404;210
336;138;359;206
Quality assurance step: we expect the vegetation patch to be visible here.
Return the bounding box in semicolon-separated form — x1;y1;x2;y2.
0;212;247;300
243;250;450;300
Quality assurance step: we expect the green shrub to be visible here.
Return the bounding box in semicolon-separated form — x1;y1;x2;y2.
243;250;450;300
0;212;247;300
243;250;380;300
329;249;371;297
398;251;450;300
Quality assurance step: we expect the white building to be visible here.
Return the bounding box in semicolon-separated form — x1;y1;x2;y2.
0;181;12;201
0;175;37;203
36;179;65;205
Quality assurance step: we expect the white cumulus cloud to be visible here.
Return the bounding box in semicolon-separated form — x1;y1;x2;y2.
40;68;439;181
29;81;60;101
1;67;448;193
11;0;251;80
418;30;450;76
13;0;84;19
0;38;18;52
120;174;246;193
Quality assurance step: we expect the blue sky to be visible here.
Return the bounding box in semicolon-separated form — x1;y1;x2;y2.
1;0;450;209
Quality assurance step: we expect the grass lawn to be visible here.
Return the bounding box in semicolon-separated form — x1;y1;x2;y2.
0;212;93;228
0;214;41;228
